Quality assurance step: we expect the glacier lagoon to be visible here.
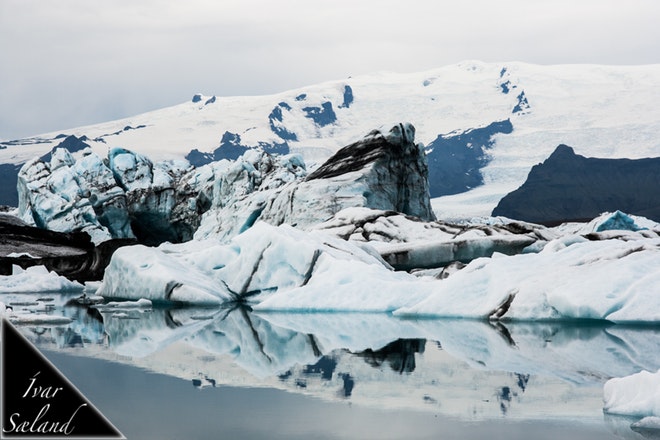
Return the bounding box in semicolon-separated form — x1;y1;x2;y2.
5;291;659;440
4;127;660;437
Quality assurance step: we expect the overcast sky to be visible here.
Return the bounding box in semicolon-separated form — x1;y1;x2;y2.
1;0;659;140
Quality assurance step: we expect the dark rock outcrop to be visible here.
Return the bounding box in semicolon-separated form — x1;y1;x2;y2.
0;213;133;281
340;85;354;108
512;91;530;114
269;102;298;141
0;164;21;207
39;135;90;163
303;101;337;127
184;149;214;167
425;120;513;197
185;131;290;166
492;145;660;224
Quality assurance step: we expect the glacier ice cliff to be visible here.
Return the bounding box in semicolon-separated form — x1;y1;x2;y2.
17;146;216;245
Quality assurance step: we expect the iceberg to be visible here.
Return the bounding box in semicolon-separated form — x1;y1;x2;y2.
17;146;217;245
631;416;660;432
17;148;118;243
604;369;660;417
193;150;307;241
395;235;660;322
97;208;660;321
98;221;434;310
195;124;436;241
311;207;544;270
96;244;234;305
0;265;83;293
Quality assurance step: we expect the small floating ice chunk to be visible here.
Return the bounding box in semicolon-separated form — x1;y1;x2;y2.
0;265;84;293
603;369;660;417
74;294;105;305
6;252;38;258
6;312;73;325
101;298;153;309
632;416;660;431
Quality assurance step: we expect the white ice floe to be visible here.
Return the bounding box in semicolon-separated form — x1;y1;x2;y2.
99;221;434;311
632;416;660;430
6;313;73;325
604;369;660;417
310;207;546;269
99;298;153;309
394;236;660;322
0;300;73;325
0;265;84;293
97;211;660;321
96;244;234;305
90;202;660;319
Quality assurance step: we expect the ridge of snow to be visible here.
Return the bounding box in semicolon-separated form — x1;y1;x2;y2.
3;61;660;217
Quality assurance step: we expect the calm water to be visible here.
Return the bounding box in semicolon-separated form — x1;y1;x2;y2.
3;291;660;439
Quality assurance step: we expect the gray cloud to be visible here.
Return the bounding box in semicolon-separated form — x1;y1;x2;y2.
1;0;659;139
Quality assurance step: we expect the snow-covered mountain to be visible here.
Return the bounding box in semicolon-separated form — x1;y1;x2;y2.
2;61;660;217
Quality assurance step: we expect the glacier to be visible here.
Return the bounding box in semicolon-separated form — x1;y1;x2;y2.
3;62;660;219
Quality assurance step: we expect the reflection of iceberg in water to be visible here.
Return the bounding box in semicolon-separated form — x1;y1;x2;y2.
22;304;660;422
407;319;660;385
184;306;323;378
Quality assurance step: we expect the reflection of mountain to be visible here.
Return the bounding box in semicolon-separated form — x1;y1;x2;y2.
18;304;660;420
